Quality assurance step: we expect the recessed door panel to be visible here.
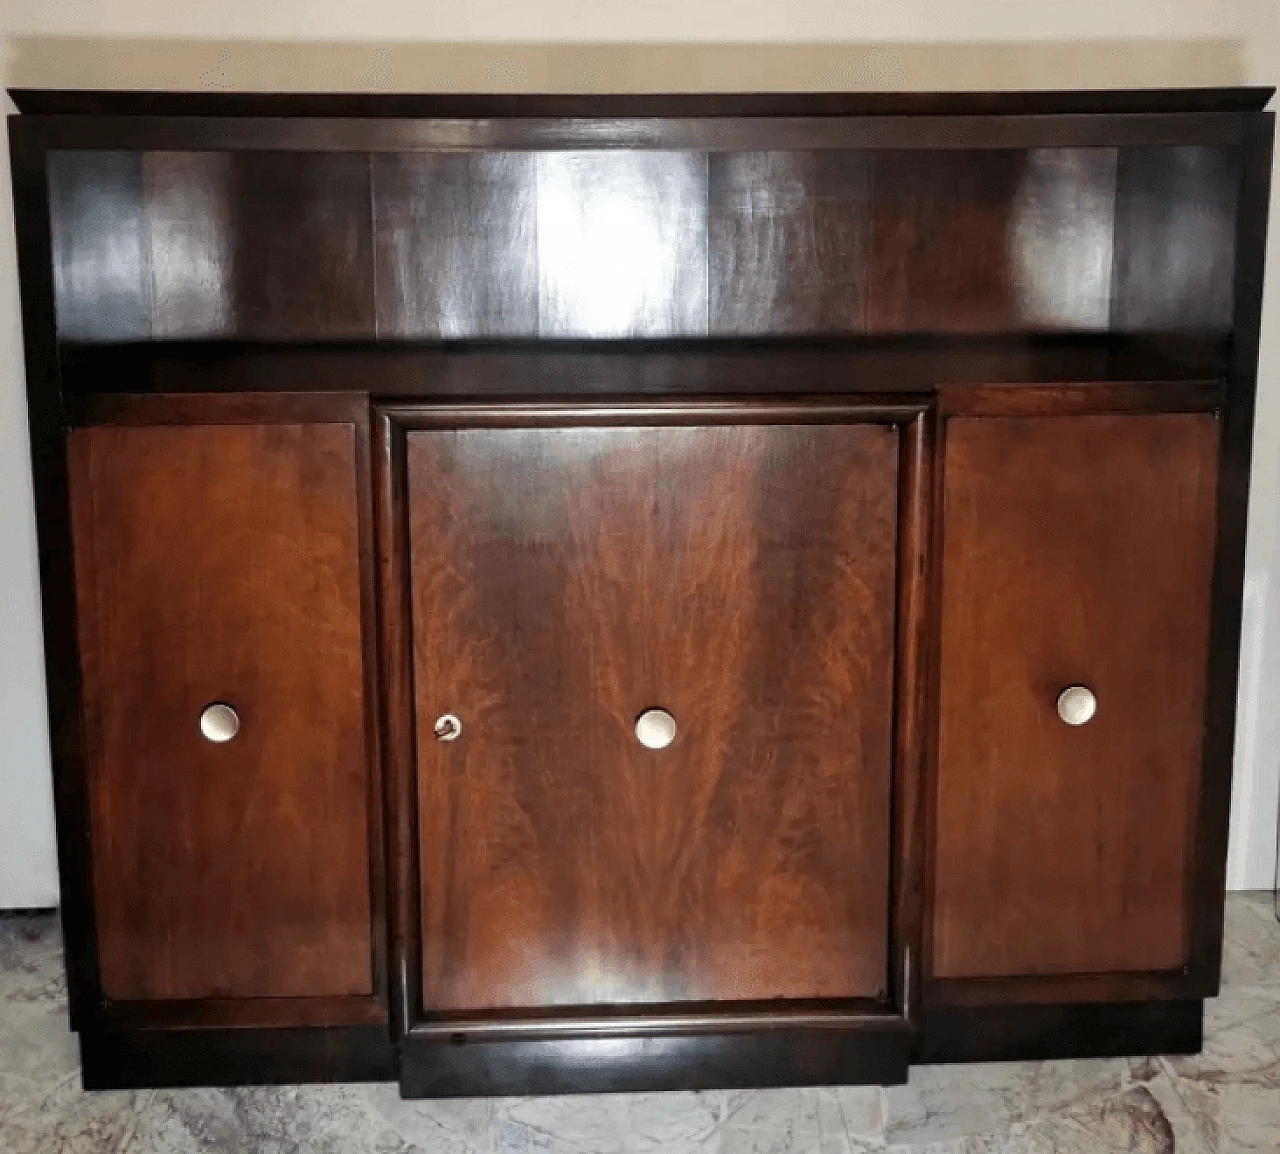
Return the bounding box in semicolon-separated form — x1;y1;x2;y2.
69;421;373;1002
407;421;901;1010
933;413;1219;979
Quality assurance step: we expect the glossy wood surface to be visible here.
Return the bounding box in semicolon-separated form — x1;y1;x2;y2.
932;413;1220;979
406;421;900;1010
1112;147;1238;331
708;151;870;334
147;150;375;340
373;152;536;338
68;421;374;1001
46;144;1241;344
867;149;1117;333
47;150;148;341
537;152;708;337
50;150;376;341
400;1024;912;1097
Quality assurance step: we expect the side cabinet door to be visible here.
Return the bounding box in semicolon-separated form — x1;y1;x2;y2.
404;418;903;1012
69;407;376;1004
933;412;1220;982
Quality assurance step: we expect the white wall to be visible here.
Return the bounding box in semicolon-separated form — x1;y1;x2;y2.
0;0;1277;904
0;75;58;908
1227;0;1280;891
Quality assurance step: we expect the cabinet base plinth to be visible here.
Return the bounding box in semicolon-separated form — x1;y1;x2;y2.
914;1000;1203;1065
73;1002;1205;1092
78;1025;397;1090
400;1026;913;1098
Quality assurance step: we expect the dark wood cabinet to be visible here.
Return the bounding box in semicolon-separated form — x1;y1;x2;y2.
8;87;1274;1095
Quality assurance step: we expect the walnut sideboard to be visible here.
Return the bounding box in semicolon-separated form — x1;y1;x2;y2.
9;87;1275;1096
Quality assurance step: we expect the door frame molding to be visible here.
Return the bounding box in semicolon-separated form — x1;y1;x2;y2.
374;395;934;1093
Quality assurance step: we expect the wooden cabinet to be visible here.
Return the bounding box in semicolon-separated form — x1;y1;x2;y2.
10;88;1274;1095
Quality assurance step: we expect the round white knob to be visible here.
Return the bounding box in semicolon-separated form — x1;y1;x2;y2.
1056;686;1097;727
434;714;462;742
635;708;677;750
199;702;240;743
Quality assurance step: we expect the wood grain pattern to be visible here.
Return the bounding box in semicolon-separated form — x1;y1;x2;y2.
1111;146;1239;331
1007;149;1117;329
142;151;236;338
407;422;900;1010
44;142;1239;342
69;421;373;1001
708;151;870;334
933;413;1219;979
47;150;377;341
161;151;375;340
535;151;708;337
373;152;537;338
868;149;1118;334
867;150;1017;333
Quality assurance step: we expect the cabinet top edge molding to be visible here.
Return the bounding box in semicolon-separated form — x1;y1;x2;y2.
9;86;1274;120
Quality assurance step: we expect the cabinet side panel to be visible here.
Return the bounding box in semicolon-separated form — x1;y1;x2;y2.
68;422;373;1000
933;413;1218;979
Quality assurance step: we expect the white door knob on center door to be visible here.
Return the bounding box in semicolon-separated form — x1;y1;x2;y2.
199;702;240;743
1056;685;1097;726
635;708;677;750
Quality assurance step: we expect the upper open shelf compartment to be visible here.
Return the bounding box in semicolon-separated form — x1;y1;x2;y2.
45;142;1242;346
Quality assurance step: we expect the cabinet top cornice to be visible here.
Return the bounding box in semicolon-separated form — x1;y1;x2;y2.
8;86;1275;119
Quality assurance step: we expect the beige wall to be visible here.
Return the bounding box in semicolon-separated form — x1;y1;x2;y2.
0;0;1250;45
0;2;1276;902
0;38;1250;93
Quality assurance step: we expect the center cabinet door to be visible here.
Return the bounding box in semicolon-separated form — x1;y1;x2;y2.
400;411;908;1013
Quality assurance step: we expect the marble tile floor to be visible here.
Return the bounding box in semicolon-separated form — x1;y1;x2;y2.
1;894;1277;1153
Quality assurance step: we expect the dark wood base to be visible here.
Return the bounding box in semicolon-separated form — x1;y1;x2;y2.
401;1025;913;1097
79;1025;397;1090
75;1003;1203;1093
913;1000;1204;1065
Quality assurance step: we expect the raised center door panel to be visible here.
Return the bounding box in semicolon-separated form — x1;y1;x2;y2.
397;405;916;1015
